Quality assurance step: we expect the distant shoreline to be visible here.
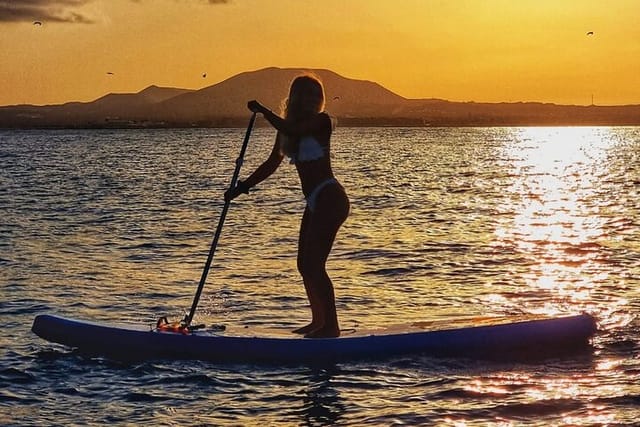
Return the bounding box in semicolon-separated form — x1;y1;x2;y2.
2;116;640;130
2;67;639;129
3;123;640;130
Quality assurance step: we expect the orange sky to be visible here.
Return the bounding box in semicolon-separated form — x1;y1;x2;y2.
1;0;639;106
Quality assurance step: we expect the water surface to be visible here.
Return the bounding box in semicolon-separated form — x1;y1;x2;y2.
1;126;639;425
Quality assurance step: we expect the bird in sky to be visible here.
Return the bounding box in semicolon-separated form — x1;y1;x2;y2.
33;21;42;26
587;31;594;36
202;73;207;78
106;72;114;75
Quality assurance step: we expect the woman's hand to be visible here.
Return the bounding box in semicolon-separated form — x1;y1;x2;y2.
247;100;266;114
224;180;250;202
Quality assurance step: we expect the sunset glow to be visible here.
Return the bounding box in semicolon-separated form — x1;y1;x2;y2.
1;0;639;106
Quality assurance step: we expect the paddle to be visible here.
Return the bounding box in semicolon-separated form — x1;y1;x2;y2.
180;112;257;329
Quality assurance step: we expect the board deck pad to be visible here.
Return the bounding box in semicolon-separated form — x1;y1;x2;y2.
213;314;549;337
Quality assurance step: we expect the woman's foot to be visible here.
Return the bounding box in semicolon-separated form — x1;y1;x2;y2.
304;325;340;338
292;323;318;334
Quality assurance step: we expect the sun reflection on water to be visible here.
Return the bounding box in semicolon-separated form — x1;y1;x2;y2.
493;127;624;315
459;368;631;425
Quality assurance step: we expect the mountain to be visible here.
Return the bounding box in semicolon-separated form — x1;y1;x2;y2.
90;85;194;111
0;86;194;127
152;67;408;124
1;67;639;128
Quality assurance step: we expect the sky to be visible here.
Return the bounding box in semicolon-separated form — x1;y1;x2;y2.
1;0;639;106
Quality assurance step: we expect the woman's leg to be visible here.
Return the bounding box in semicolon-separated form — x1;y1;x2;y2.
292;206;321;334
299;184;349;338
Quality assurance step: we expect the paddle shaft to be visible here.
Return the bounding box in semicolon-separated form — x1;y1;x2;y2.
183;113;257;327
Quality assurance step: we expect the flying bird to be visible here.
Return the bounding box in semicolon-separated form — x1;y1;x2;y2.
586;31;594;36
202;73;207;78
106;72;114;75
33;21;42;26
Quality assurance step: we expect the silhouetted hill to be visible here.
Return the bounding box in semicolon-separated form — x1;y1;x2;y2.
1;67;639;128
0;86;193;127
88;86;193;112
152;67;408;124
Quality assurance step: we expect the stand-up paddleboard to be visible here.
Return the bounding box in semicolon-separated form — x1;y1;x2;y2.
32;313;597;364
29;116;597;364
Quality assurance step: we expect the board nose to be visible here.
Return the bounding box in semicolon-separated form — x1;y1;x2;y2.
32;314;56;339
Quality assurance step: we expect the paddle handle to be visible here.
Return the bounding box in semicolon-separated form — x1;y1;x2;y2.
183;113;257;327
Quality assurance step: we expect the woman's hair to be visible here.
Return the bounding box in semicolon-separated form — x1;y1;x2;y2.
280;74;326;157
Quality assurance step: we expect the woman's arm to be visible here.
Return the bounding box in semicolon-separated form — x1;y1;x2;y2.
243;132;285;189
224;134;284;202
248;100;331;137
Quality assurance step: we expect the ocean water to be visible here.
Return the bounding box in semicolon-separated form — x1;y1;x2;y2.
1;126;639;426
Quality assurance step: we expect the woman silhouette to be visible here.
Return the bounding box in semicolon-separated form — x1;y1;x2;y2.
225;75;349;338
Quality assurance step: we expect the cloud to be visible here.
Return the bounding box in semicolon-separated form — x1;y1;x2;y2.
0;0;95;23
0;0;230;24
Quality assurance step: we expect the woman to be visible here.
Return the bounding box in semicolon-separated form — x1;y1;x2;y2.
225;75;349;338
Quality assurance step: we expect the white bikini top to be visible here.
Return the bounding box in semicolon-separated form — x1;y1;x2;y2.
289;136;326;164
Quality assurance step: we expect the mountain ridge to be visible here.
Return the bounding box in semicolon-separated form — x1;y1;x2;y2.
1;67;639;128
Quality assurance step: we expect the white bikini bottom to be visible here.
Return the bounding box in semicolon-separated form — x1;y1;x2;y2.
305;178;338;212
